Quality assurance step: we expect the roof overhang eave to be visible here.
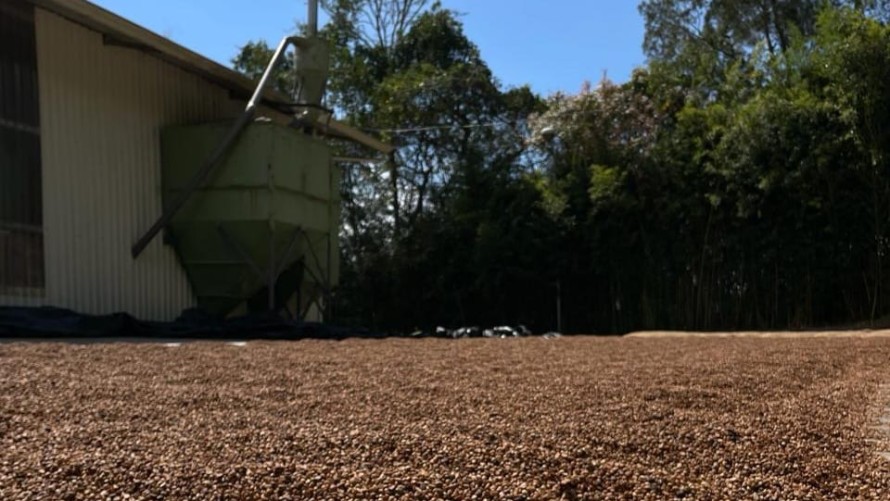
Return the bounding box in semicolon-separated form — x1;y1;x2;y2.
29;0;394;154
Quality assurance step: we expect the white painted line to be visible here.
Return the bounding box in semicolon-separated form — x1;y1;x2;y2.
228;341;248;347
163;343;182;348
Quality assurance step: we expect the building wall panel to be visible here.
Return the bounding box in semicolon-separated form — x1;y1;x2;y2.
26;9;247;320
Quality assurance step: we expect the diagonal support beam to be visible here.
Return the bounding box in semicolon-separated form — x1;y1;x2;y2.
275;228;304;277
216;225;266;282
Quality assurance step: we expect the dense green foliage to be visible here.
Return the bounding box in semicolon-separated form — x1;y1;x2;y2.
234;1;890;333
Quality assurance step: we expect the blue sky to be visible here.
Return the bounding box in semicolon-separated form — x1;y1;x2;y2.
91;0;646;95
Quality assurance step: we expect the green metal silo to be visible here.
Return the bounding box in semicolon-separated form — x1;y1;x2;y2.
130;1;392;320
161;121;340;317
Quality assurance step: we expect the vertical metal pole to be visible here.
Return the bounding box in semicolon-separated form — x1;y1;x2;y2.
269;228;276;312
389;152;400;239
268;159;276;312
325;158;333;321
296;277;303;321
308;0;319;36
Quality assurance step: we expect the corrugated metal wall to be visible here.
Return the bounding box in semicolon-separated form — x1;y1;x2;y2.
0;0;44;304
23;9;247;320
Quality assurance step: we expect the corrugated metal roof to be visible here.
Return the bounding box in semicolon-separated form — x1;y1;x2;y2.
30;0;260;101
27;0;394;154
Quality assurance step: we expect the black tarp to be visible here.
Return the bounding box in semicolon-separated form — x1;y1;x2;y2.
0;307;379;340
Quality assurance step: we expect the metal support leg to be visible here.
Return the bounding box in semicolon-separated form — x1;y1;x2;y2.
268;227;276;311
300;230;330;288
296;230;335;319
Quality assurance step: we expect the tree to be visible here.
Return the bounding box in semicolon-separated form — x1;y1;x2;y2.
230;0;890;333
812;7;890;319
322;0;435;50
640;0;890;63
332;8;545;330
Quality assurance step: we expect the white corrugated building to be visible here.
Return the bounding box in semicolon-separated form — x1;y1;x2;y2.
0;0;387;321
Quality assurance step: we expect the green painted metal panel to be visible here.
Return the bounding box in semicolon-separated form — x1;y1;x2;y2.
160;120;338;316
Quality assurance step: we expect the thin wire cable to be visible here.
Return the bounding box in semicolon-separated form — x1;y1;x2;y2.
362;122;506;134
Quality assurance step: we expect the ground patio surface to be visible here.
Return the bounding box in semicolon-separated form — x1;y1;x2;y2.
1;335;889;499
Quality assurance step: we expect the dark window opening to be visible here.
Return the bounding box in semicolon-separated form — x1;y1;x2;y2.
0;0;43;292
